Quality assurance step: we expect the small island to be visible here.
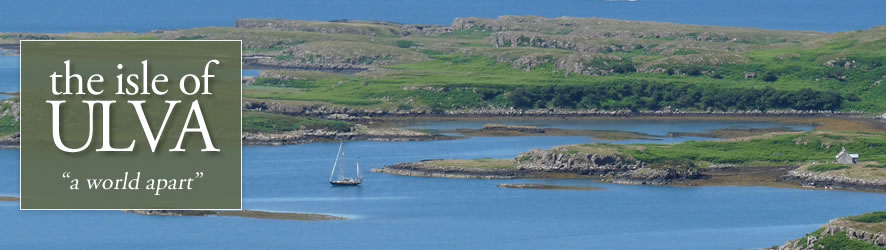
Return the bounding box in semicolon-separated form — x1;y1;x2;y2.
375;130;886;192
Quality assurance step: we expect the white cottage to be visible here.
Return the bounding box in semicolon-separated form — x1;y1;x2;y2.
835;147;859;164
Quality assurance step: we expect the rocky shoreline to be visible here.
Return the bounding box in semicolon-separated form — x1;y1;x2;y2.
779;169;886;192
244;101;865;120
0;134;19;149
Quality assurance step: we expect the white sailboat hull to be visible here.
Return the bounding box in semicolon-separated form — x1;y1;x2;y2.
329;141;363;186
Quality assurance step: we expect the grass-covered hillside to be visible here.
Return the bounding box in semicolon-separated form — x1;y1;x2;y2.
4;16;886;113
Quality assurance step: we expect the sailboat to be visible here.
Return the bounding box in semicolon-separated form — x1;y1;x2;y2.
329;141;362;186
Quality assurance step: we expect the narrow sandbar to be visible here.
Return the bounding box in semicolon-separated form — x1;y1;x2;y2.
0;196;19;202
497;183;603;191
126;209;347;221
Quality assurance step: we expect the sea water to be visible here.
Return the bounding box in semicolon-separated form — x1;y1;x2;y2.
0;120;884;249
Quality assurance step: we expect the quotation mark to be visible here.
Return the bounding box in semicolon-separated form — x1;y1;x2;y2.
195;172;204;179
61;172;71;178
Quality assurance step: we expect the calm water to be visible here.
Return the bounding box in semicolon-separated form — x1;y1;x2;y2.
2;120;885;249
0;56;17;93
402;119;812;137
1;0;885;33
242;69;262;77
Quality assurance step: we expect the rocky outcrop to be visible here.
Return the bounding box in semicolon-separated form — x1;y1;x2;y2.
778;170;886;192
554;54;639;76
823;58;857;69
0;98;18;120
519;148;702;184
509;54;554;71
490;32;577;50
515;149;642;176
0;133;20;148
770;221;886;249
744;71;757;79
821;225;886;247
610;167;700;185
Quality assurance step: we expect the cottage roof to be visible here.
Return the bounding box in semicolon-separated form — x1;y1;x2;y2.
835;147;859;159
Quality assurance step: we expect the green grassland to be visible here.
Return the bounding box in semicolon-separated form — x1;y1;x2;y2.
0;115;18;137
423;158;517;169
4;17;886;138
242;111;351;133
6;17;886;113
219;18;886;114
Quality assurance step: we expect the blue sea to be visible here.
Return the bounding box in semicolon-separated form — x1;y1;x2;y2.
1;0;885;33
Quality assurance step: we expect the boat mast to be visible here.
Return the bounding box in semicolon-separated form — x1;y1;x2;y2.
339;144;345;180
329;141;343;181
356;159;361;179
